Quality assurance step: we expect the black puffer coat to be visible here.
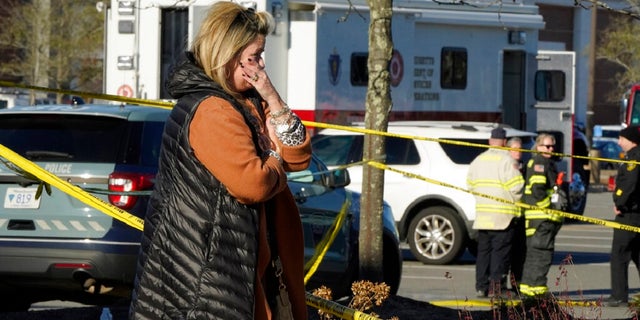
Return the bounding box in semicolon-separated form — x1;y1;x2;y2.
129;53;265;319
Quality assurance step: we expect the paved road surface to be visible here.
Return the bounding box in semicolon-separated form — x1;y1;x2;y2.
24;189;638;319
397;190;639;319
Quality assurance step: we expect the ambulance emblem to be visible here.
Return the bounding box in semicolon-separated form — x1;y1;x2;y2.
328;48;341;86
390;49;404;87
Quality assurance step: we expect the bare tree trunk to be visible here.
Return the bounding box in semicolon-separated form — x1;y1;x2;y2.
0;1;103;103
359;0;393;283
31;0;50;104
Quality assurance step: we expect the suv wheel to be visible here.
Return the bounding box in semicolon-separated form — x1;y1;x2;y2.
407;206;466;265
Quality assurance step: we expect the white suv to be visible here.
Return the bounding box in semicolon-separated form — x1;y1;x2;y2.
311;121;538;265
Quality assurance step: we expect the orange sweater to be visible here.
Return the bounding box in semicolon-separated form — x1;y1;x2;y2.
190;96;311;320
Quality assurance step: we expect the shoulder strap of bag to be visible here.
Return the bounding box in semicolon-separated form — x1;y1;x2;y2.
265;202;295;319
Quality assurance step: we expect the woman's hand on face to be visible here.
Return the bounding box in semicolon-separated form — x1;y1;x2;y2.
241;58;280;104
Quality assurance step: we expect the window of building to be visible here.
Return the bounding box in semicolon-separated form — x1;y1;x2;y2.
534;70;565;102
160;8;188;99
440;47;467;89
350;52;368;86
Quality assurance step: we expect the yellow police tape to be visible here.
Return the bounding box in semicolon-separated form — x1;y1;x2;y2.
0;80;173;109
0;140;624;317
304;191;351;284
306;292;382;320
430;298;600;308
0;138;369;318
0;80;634;316
0;79;634;167
367;160;640;233
0;143;145;231
0;142;377;319
301;120;640;167
0;81;348;270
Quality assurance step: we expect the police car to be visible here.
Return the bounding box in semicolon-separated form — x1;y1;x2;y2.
0;104;401;309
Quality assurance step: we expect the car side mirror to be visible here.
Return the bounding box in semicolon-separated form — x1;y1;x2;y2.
330;168;350;188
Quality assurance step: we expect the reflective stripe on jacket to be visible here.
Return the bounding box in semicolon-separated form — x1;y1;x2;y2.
523;155;562;225
468;148;524;230
613;146;640;213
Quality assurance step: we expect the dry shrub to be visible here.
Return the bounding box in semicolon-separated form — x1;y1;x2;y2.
311;280;398;320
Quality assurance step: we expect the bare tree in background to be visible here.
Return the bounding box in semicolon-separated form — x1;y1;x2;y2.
596;15;640;101
360;0;393;283
0;0;103;103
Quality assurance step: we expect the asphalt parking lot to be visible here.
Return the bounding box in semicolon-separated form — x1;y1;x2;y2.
7;179;638;320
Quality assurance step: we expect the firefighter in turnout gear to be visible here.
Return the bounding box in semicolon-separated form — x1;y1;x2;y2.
519;133;564;297
467;128;525;298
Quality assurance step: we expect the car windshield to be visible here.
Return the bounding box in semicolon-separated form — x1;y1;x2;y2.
0;114;125;163
601;130;620;139
440;136;535;164
312;133;534;166
311;135;358;166
287;156;326;185
311;134;420;166
593;125;622;140
0;114;164;166
286;156;339;198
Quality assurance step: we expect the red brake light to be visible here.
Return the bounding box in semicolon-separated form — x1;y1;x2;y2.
108;173;155;210
53;263;93;269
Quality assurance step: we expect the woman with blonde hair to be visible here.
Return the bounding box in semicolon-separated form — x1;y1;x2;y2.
129;2;311;319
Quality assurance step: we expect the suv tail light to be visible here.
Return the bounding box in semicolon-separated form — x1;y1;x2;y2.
108;173;155;210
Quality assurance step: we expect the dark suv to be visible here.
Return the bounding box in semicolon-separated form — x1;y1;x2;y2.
0;105;167;305
0;104;401;308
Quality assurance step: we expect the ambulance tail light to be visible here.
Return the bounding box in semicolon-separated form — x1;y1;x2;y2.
108;172;155;210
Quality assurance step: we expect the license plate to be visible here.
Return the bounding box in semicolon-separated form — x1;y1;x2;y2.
4;187;42;209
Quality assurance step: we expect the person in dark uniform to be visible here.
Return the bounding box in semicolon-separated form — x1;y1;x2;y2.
605;125;640;307
506;137;526;288
519;133;564;297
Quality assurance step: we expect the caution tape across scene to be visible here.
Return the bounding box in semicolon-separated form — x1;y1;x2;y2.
0;80;635;314
0;81;381;319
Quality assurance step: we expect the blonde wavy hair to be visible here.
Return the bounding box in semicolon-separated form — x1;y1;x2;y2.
534;133;556;149
191;2;274;97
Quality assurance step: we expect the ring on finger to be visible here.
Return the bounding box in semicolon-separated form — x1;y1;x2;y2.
252;74;259;81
